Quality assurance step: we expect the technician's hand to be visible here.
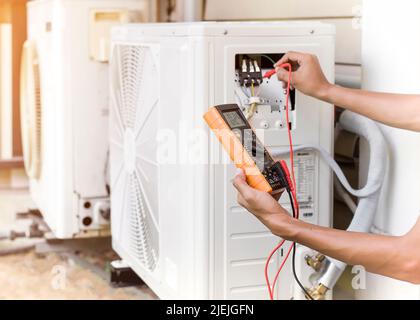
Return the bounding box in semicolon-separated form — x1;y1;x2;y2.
232;169;290;229
275;51;331;99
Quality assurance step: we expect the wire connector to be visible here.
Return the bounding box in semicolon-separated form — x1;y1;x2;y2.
263;162;290;193
249;96;262;104
239;58;263;87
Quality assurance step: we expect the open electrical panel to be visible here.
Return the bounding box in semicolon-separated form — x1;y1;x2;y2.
234;53;296;131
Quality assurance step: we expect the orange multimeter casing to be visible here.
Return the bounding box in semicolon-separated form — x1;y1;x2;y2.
204;104;288;194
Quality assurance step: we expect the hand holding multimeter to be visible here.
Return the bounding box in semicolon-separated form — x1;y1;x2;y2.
203;103;294;195
204;64;305;300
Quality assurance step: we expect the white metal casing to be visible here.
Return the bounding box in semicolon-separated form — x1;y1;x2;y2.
110;22;335;299
26;0;155;238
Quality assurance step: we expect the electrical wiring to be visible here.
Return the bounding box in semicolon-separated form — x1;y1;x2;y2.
268;192;313;300
260;54;277;65
245;81;259;120
292;243;313;300
288;191;314;300
239;86;250;98
270;236;293;298
264;240;285;300
255;86;262;97
281;63;298;200
272;112;387;293
232;58;312;299
237;62;310;299
262;63;313;300
263;63;294;300
269;192;305;299
267;193;311;300
279;64;314;300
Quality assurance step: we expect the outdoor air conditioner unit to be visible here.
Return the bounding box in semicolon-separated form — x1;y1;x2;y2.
20;0;157;239
110;22;335;299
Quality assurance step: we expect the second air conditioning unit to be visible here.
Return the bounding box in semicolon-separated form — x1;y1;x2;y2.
20;0;157;239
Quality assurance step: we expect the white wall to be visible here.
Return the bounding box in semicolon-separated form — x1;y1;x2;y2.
205;0;361;20
359;0;420;299
0;23;13;159
204;0;362;87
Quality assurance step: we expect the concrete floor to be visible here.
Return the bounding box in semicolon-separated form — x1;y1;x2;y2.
0;189;157;300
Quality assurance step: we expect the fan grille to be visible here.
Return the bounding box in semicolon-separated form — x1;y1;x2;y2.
119;46;146;129
20;40;42;180
129;174;157;270
111;44;159;272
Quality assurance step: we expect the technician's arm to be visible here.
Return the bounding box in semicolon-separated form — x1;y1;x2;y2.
232;170;420;285
273;212;420;285
275;52;420;132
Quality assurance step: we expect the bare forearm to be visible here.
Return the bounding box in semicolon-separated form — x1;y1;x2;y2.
276;51;420;131
319;84;420;131
267;215;420;283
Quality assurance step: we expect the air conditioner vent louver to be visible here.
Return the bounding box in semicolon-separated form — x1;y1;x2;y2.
120;46;145;129
20;40;42;180
111;44;160;273
129;174;157;270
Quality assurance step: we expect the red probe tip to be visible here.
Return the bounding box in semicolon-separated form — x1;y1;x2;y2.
263;69;277;79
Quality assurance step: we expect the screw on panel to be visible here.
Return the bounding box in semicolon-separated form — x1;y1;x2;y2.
82;216;93;226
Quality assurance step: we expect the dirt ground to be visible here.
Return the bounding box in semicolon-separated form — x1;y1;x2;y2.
0;188;353;300
0;189;157;300
0;250;157;300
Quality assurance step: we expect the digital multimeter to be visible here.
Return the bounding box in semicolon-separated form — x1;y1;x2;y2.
204;104;289;194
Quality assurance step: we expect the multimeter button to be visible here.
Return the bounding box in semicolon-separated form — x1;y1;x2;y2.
260;121;269;129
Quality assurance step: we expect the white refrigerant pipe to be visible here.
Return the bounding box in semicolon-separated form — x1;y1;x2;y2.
271;110;388;291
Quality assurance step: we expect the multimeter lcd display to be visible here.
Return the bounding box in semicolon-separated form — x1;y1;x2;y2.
204;104;288;193
223;111;247;129
219;106;274;173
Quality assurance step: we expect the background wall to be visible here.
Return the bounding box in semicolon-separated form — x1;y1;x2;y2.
0;23;12;159
204;0;362;88
0;0;28;188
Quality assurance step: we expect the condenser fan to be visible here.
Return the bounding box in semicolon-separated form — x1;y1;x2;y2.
20;40;42;179
110;44;160;271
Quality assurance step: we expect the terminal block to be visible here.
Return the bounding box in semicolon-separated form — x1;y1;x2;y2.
237;56;263;87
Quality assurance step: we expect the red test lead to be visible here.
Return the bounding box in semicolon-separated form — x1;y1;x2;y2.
263;62;302;300
263;69;277;79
